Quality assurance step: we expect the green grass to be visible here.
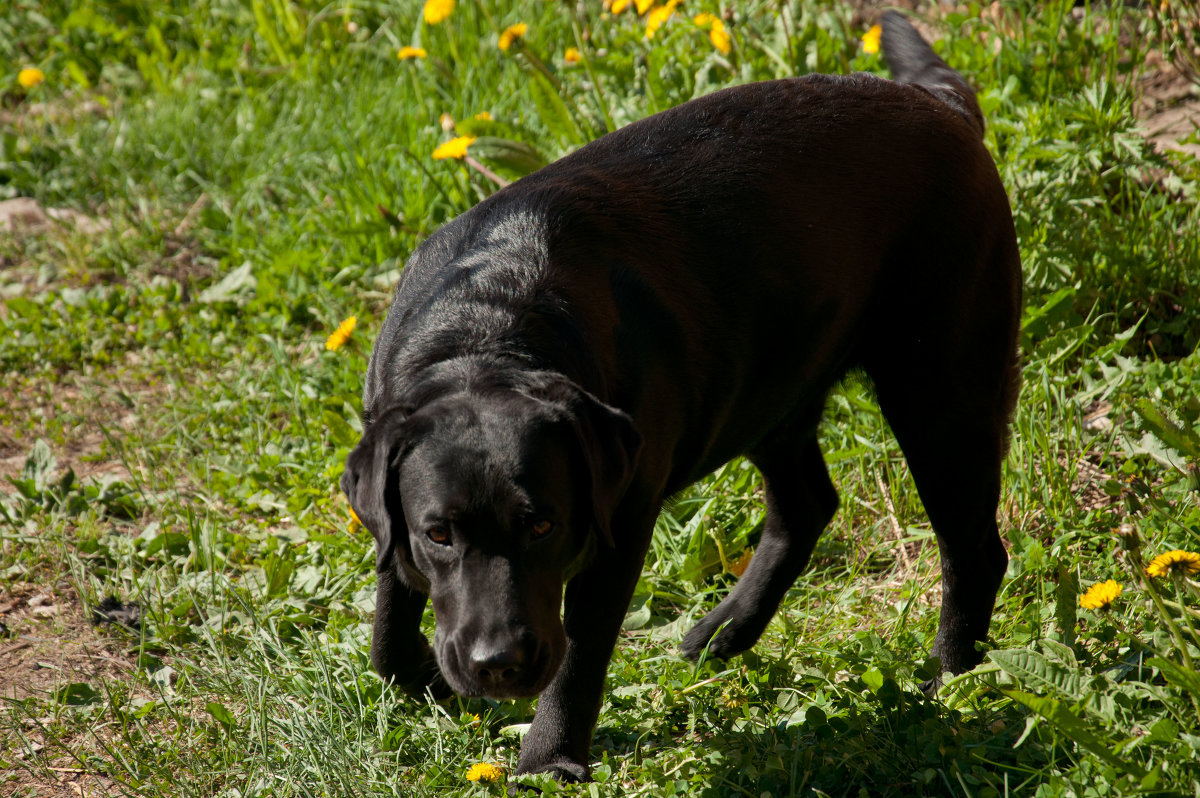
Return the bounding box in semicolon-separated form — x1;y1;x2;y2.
2;1;1200;796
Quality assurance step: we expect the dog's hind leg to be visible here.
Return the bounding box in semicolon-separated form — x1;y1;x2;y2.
866;326;1017;678
680;433;838;661
876;394;1009;677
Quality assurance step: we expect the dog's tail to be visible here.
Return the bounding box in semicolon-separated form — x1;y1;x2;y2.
879;11;985;137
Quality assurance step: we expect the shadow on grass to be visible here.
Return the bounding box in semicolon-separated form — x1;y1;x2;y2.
597;679;1058;798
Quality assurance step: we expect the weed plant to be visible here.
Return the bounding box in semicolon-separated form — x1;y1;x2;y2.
2;1;1199;796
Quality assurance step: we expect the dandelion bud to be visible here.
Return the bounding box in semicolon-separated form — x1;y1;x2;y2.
1115;523;1141;553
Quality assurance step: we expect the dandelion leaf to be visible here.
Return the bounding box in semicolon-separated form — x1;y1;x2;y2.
1001;689;1147;779
1146;657;1200;695
21;439;57;493
468;137;548;178
1053;564;1077;651
989;648;1083;700
198;261;257;305
1133;398;1200;460
527;70;583;146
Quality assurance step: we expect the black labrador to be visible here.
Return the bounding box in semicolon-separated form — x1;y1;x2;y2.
342;12;1020;783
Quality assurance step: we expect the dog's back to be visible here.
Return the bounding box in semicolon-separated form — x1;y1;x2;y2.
366;57;1017;490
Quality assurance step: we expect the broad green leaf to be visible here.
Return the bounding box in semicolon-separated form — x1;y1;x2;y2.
1147;657;1200;695
206;702;237;729
468;137;548;177
989;648;1083;699
1133;399;1200;459
144;531;191;557
54;682;101;706
1001;689;1146;779
21;439;57;493
198;261;257;305
862;668;885;693
1035;324;1094;369
1021;285;1076;339
1092;321;1141;362
1040;637;1079;669
1147;717;1179;743
527;70;584;146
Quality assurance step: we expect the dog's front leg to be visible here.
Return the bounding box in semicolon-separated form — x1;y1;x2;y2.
371;566;450;700
515;506;658;783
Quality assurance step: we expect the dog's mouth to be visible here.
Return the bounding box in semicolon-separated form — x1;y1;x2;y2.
437;634;562;700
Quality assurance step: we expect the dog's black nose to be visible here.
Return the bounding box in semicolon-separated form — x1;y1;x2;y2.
469;641;528;688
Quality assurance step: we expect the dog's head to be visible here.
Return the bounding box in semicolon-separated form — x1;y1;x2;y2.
341;372;641;698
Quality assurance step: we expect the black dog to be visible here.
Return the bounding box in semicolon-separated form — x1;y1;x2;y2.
342;12;1020;783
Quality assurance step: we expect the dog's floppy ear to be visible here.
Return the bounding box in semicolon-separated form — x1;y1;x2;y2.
577;390;643;547
527;374;643;547
341;410;410;573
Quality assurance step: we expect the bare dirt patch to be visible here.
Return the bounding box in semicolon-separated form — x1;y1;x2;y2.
1;583;131;798
0;583;135;704
0;373;158;492
0;198;109;238
1139;53;1200;160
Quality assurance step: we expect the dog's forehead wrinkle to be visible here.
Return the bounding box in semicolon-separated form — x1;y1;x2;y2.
409;426;533;518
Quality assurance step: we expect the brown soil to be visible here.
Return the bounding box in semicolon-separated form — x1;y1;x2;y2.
0;378;144;490
1;584;128;797
1140;55;1200;160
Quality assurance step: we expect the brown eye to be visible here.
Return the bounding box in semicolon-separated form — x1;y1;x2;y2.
426;525;450;545
531;519;553;539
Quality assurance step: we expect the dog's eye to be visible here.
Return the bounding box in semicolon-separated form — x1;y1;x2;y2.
426;525;451;546
531;519;553;539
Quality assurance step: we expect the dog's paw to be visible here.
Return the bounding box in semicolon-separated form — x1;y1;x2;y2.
680;607;760;661
397;668;454;702
509;760;588;793
379;651;454;702
373;632;455;701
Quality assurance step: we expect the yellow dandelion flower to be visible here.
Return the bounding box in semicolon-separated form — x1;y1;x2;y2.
611;0;632;13
635;0;655;14
1146;550;1200;579
862;24;882;55
709;18;731;54
498;22;528;52
645;0;681;39
432;135;476;160
423;0;454;25
564;47;582;65
397;46;428;60
325;316;357;351
693;12;715;27
474;111;492;121
465;763;505;782
463;712;482;726
349;507;362;533
1078;579;1122;610
18;68;45;89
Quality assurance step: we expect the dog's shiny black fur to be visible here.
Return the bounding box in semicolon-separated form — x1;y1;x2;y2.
342;13;1021;783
